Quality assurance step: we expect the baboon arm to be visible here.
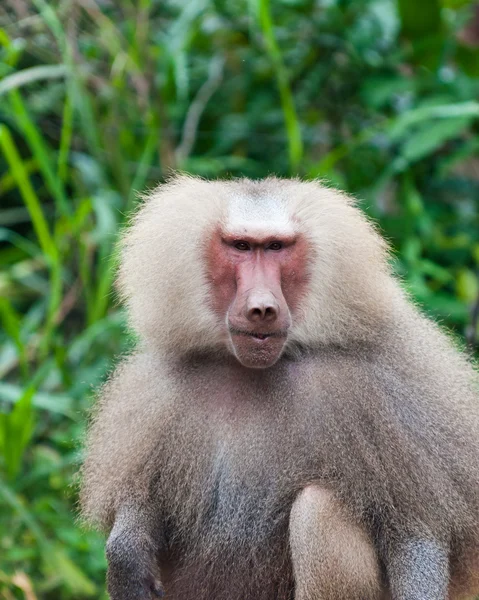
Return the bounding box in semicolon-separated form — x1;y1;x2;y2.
386;538;449;600
106;504;165;600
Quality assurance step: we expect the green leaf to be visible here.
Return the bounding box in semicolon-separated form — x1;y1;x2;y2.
388;102;479;141
442;0;475;8
0;383;75;418
0;385;35;479
402;236;422;265
8;90;71;219
46;547;97;597
0;64;67;96
0;481;96;596
255;0;303;172
360;76;415;109
0;297;29;376
0;125;57;260
399;117;472;163
456;268;479;303
456;44;479;77
397;0;441;38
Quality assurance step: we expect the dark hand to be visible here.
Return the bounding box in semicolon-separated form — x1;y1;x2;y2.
107;559;164;599
106;531;164;599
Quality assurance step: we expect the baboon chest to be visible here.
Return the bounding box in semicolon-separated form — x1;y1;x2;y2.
156;372;314;599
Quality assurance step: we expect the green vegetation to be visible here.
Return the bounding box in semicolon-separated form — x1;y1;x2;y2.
1;0;478;597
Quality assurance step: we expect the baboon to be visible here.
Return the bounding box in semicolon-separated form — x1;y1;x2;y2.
81;176;479;600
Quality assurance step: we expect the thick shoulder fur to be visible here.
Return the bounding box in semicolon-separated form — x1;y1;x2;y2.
80;352;173;530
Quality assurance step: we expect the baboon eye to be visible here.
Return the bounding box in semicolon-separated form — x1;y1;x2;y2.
267;242;283;251
234;241;251;251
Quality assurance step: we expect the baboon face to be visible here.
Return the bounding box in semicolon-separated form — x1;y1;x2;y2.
119;176;396;358
206;227;310;368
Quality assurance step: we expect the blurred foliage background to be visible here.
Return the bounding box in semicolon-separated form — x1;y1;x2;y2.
0;0;479;597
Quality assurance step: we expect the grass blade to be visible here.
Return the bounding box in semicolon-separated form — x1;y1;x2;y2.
0;64;67;96
0;125;57;259
256;0;303;172
8;90;71;219
0;125;62;350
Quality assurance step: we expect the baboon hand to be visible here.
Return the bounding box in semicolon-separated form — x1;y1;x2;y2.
106;532;164;599
107;572;164;600
107;560;164;600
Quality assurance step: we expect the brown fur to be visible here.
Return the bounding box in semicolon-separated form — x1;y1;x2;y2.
81;176;479;599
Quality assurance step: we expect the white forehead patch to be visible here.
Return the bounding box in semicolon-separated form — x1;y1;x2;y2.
224;191;295;236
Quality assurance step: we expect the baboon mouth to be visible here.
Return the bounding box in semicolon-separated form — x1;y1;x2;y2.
229;327;288;340
252;333;269;340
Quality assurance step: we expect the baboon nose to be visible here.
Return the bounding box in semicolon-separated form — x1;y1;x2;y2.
246;294;279;323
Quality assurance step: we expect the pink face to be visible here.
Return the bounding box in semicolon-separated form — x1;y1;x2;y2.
206;228;310;368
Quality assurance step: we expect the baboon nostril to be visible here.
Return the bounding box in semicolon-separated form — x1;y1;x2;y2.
247;304;278;322
247;307;264;321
